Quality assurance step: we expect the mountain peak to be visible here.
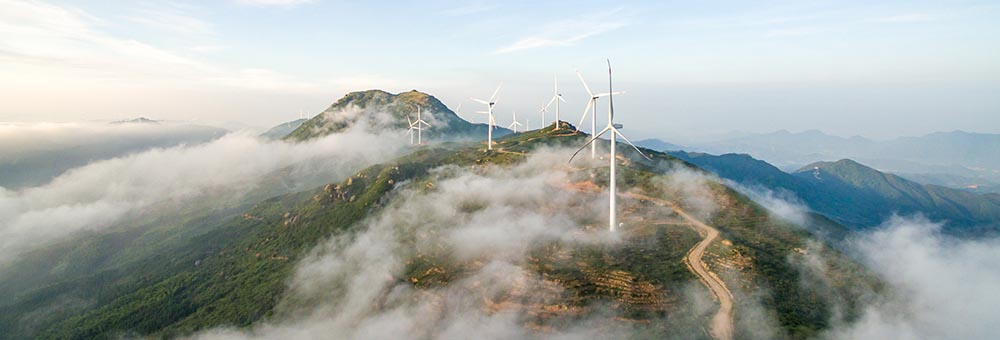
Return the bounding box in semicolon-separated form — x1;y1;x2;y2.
284;89;504;141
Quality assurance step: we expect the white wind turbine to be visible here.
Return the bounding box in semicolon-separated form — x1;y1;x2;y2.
453;103;464;119
407;105;431;145
472;82;503;150
570;60;651;232
576;69;624;159
541;74;567;127
507;111;522;133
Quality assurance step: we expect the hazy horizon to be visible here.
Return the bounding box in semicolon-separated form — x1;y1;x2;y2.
1;0;998;140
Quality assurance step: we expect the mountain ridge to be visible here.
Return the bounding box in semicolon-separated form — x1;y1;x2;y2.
284;89;508;141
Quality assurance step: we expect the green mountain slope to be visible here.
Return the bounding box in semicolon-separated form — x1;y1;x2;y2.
1;124;879;340
796;159;1000;233
284;89;507;141
259;118;307;140
669;151;1000;234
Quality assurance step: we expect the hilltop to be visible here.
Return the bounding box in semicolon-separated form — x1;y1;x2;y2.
0;122;878;339
284;89;507;141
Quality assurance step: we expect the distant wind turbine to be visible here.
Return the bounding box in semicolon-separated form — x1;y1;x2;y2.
542;74;566;127
570;60;650;232
576;69;623;159
508;111;522;132
406;105;431;145
472;82;503;150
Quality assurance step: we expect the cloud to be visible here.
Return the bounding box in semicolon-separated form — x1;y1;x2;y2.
187;149;655;339
494;10;627;54
871;13;935;23
0;0;327;94
726;181;810;226
235;0;313;7
0;119;407;264
819;216;1000;340
0;121;227;189
439;3;497;17
127;2;214;35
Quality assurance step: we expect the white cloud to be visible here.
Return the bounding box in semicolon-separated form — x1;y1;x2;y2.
0;0;326;94
871;13;935;23
821;216;1000;340
0;121;406;264
439;3;497;17
190;149;632;340
235;0;313;7
494;10;627;54
127;3;214;35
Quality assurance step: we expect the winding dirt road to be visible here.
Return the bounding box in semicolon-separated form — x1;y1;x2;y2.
628;193;734;340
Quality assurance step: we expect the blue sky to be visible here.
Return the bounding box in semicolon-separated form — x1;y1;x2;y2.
0;0;997;140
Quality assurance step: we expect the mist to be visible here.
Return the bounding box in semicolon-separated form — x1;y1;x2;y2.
0;123;406;265
189;149;671;340
0;121;227;189
820;216;1000;340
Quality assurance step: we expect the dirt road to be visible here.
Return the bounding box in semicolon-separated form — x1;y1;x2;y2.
628;193;734;340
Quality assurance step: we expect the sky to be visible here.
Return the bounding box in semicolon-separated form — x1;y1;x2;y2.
0;0;998;140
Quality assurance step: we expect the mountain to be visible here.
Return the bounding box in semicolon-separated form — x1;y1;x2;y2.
0;124;877;340
794;159;1000;233
259;118;307;140
635;138;686;152
111;117;159;124
690;129;1000;190
0;121;228;189
284;89;507;141
669;151;1000;234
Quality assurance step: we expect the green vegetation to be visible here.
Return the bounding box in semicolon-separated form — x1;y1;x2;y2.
672;151;1000;235
1;122;880;339
284;89;503;142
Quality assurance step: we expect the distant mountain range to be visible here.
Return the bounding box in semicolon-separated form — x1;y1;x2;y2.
641;129;1000;194
284;89;509;141
0;120;227;189
259;118;307;140
669;151;1000;235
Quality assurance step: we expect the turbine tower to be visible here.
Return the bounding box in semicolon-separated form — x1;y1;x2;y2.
472;82;503;150
407;105;431;145
576;70;623;159
542;74;566;127
570;60;650;232
405;114;415;145
507;111;522;133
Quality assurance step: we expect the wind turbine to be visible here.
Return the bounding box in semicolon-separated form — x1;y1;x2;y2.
541;74;566;127
570;60;650;232
407;105;431;145
472;82;503;150
507;111;522;133
405;114;415;145
576;69;624;159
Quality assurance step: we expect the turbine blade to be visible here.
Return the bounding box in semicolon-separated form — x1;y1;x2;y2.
613;128;653;161
472;98;489;105
545;96;557;109
489;82;503;102
576;69;593;96
557;94;566;103
594;91;625;98
576;99;593;131
568;126;611;163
